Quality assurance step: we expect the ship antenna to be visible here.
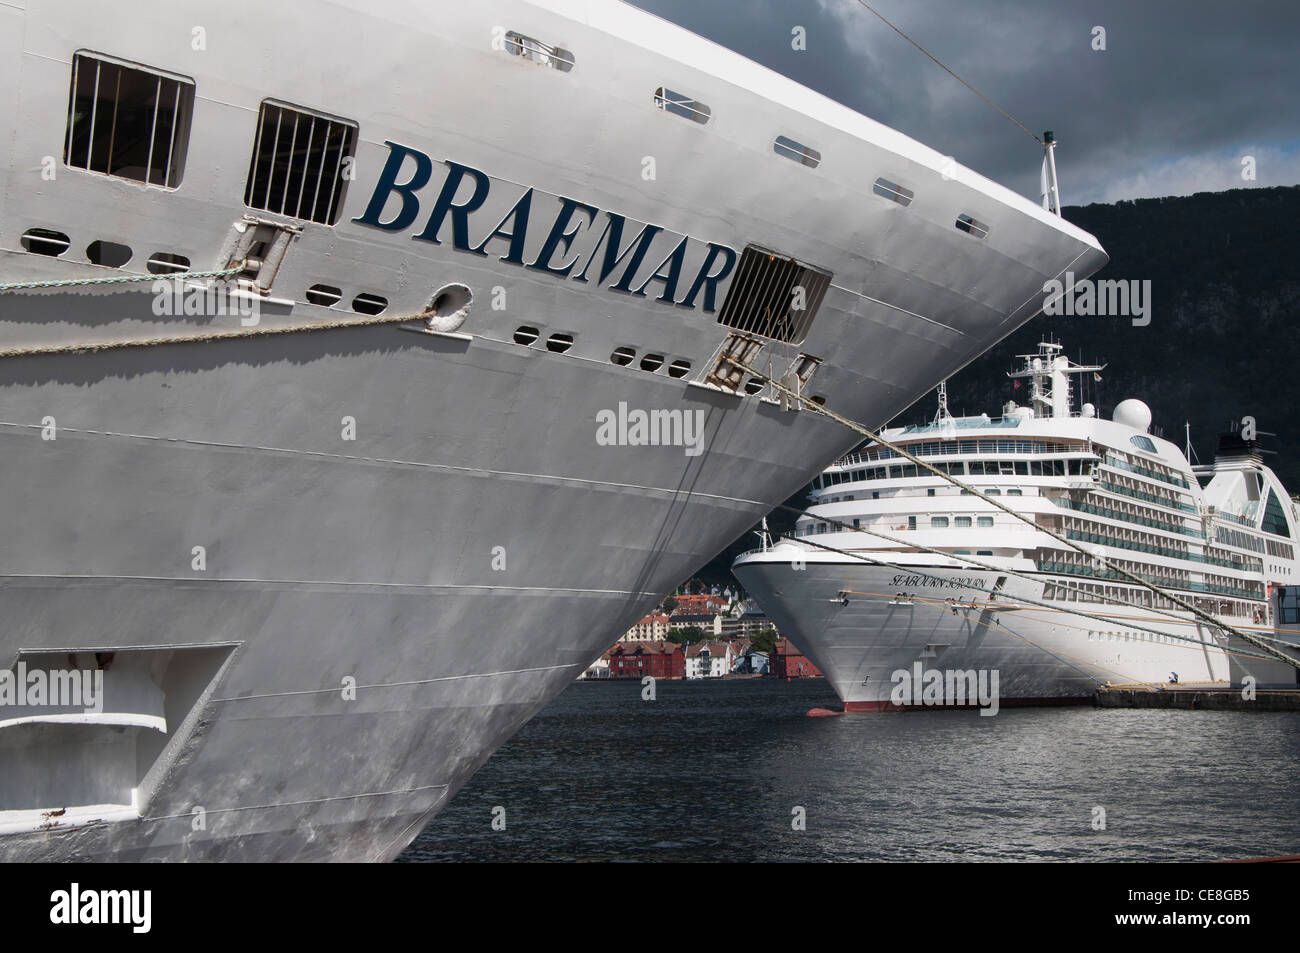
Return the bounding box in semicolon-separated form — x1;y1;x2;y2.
1185;421;1200;463
932;380;953;425
1041;131;1062;215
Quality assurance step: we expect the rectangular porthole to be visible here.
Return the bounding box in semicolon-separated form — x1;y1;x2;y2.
654;87;711;124
956;213;989;239
503;31;575;71
244;101;358;225
64;52;195;188
715;245;831;345
773;136;820;168
873;177;914;207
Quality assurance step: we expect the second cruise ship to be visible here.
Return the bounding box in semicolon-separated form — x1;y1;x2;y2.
734;342;1300;710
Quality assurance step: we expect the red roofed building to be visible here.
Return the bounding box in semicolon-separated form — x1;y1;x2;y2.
672;593;730;616
771;638;821;679
608;641;685;679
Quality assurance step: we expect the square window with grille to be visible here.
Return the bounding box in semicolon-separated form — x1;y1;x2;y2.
64;53;195;188
715;245;831;345
244;101;357;225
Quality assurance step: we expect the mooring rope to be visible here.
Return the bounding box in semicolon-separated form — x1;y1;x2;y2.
0;261;248;293
855;0;1045;146
0;262;448;359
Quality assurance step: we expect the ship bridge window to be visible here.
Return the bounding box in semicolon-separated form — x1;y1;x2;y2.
931;517;949;528
715;245;831;345
1130;435;1157;453
64;53;195;189
955;214;989;239
955;517;972;528
654;87;711;124
978;517;993;527
244;101;357;226
773;136;821;168
503;32;575;72
872;177;914;207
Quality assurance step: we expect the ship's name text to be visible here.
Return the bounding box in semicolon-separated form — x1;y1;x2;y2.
354;142;738;313
889;573;982;590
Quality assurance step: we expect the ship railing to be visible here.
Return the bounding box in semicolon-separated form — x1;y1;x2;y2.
1047;497;1202;538
1099;456;1191;490
834;439;1086;468
1092;480;1198;513
1062;531;1260;570
1036;561;1262;600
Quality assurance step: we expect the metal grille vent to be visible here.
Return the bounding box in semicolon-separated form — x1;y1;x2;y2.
715;246;831;345
64;53;194;189
244;102;357;225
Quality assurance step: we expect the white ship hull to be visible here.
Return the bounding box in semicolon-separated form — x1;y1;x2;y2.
0;0;1106;858
732;552;1296;711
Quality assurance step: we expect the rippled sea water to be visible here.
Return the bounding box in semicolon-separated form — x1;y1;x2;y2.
399;678;1300;862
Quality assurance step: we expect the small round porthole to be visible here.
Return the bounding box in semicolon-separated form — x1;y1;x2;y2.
546;332;574;353
640;353;664;372
352;293;388;315
21;228;70;257
86;240;133;268
668;359;691;379
513;326;540;346
306;284;343;307
611;347;636;366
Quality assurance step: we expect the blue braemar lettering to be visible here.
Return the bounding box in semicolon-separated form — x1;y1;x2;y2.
528;197;597;277
414;161;491;250
574;216;663;291
352;141;737;313
680;243;736;311
353;141;433;231
631;236;689;302
471;187;534;263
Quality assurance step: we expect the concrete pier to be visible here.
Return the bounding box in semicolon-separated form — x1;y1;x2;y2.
1095;687;1300;711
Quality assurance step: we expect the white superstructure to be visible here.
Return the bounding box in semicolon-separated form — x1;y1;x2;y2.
735;342;1300;710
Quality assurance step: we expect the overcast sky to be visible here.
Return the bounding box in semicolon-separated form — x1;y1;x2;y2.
628;0;1300;207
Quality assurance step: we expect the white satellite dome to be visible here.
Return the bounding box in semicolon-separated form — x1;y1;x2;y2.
1112;398;1152;433
1081;402;1096;418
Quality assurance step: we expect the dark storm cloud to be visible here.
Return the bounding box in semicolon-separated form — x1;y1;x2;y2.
628;0;1300;205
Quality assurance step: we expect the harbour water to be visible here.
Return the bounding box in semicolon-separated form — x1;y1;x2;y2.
400;678;1300;862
